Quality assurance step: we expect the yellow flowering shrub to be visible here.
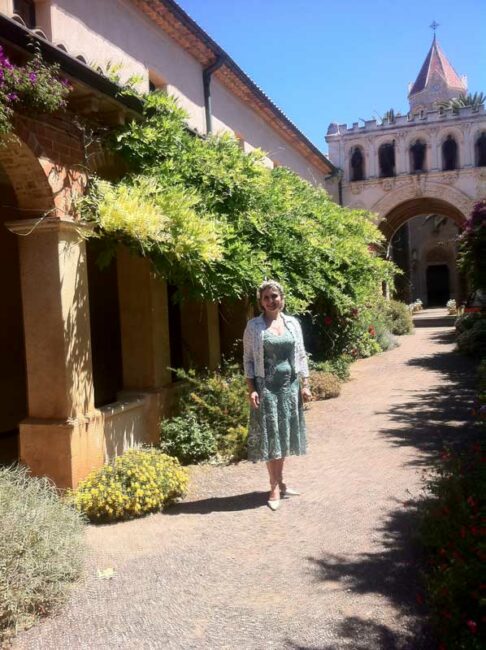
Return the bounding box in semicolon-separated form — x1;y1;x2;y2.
68;448;188;522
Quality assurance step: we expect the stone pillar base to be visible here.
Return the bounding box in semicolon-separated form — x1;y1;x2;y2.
20;414;104;489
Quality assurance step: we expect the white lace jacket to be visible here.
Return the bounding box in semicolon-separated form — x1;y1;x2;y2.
243;313;310;379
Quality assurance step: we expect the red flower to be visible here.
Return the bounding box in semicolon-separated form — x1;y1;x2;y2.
467;496;477;508
368;325;376;336
466;620;477;634
323;316;333;326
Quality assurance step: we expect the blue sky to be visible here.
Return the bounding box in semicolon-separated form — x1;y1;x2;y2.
176;0;486;153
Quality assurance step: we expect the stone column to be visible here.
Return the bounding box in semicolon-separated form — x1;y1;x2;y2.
462;123;473;168
6;217;103;488
116;246;172;423
430;129;439;171
367;137;377;178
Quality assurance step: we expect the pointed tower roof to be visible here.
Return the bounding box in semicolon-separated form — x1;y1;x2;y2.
409;36;466;98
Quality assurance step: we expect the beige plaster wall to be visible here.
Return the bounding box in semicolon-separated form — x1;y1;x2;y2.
19;0;327;183
211;78;326;185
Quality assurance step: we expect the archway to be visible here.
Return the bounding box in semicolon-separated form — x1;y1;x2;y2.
381;198;466;307
0;132;56;464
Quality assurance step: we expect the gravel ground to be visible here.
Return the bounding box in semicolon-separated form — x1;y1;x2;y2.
14;309;476;650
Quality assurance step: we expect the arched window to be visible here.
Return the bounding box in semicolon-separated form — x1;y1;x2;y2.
350;146;365;181
442;135;458;171
410;139;426;173
475;132;486;167
378;142;395;178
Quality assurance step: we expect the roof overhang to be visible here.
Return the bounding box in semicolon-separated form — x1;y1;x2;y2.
132;0;336;175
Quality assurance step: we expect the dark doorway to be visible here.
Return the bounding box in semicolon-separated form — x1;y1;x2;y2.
86;240;123;408
0;173;27;465
426;265;450;306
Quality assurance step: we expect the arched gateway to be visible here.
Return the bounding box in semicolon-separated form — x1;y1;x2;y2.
326;34;484;305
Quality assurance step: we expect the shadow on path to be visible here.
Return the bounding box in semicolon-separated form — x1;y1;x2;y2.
379;323;477;466
285;315;471;650
300;503;432;650
166;491;268;515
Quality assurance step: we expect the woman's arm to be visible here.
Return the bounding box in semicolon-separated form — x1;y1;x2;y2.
243;322;259;408
293;318;312;402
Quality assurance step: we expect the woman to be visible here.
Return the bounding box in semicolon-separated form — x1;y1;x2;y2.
243;280;311;511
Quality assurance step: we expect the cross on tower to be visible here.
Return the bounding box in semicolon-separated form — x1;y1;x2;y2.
430;20;439;33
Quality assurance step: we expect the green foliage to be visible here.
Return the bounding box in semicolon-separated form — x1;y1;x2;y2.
381;299;414;335
455;312;485;335
0;466;85;642
80;91;395;310
309;371;341;400
437;91;485;111
310;355;352;381
0;45;70;134
160;414;216;465
170;363;249;462
456;318;486;357
458;201;486;292
419;442;484;649
373;320;399;351
68;448;188;522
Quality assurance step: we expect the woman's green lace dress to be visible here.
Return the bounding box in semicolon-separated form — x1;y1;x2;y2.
247;328;307;462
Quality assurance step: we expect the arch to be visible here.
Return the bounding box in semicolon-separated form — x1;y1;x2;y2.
379;197;467;241
378;141;395;178
475;131;486;167
0;133;54;213
442;134;459;171
409;138;427;173
349;145;365;181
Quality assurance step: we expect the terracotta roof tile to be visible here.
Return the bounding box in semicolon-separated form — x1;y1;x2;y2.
409;37;466;96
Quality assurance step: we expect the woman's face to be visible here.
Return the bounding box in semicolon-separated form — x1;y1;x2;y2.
260;287;283;314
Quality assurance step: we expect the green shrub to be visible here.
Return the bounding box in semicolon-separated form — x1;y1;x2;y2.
478;359;486;393
68;448;188;522
309;371;341;400
419;442;484;649
455;312;485;335
382;299;414;335
172;363;249;461
311;355;352;381
160;414;216;465
456;319;486;357
0;466;85;642
374;320;399;351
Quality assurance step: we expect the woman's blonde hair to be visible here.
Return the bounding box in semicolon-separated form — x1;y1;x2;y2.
257;280;285;310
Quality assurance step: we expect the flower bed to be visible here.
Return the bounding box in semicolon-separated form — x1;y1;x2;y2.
68;448;188;522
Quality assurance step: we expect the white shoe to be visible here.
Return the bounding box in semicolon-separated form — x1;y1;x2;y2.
267;499;280;511
280;484;300;498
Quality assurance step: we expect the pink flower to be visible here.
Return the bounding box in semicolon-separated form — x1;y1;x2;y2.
466;620;477;634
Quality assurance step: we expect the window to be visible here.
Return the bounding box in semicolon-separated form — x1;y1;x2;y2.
350;146;365;181
13;0;35;28
442;135;458;171
410;139;426;173
378;142;395;178
148;71;167;93
475;132;486;167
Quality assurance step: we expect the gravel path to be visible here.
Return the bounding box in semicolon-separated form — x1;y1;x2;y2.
14;309;476;650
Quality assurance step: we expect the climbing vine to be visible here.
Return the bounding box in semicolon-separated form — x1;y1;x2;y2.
0;44;70;134
80;91;395;314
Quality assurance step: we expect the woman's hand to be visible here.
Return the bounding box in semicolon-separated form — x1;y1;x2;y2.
301;386;312;403
249;390;260;409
